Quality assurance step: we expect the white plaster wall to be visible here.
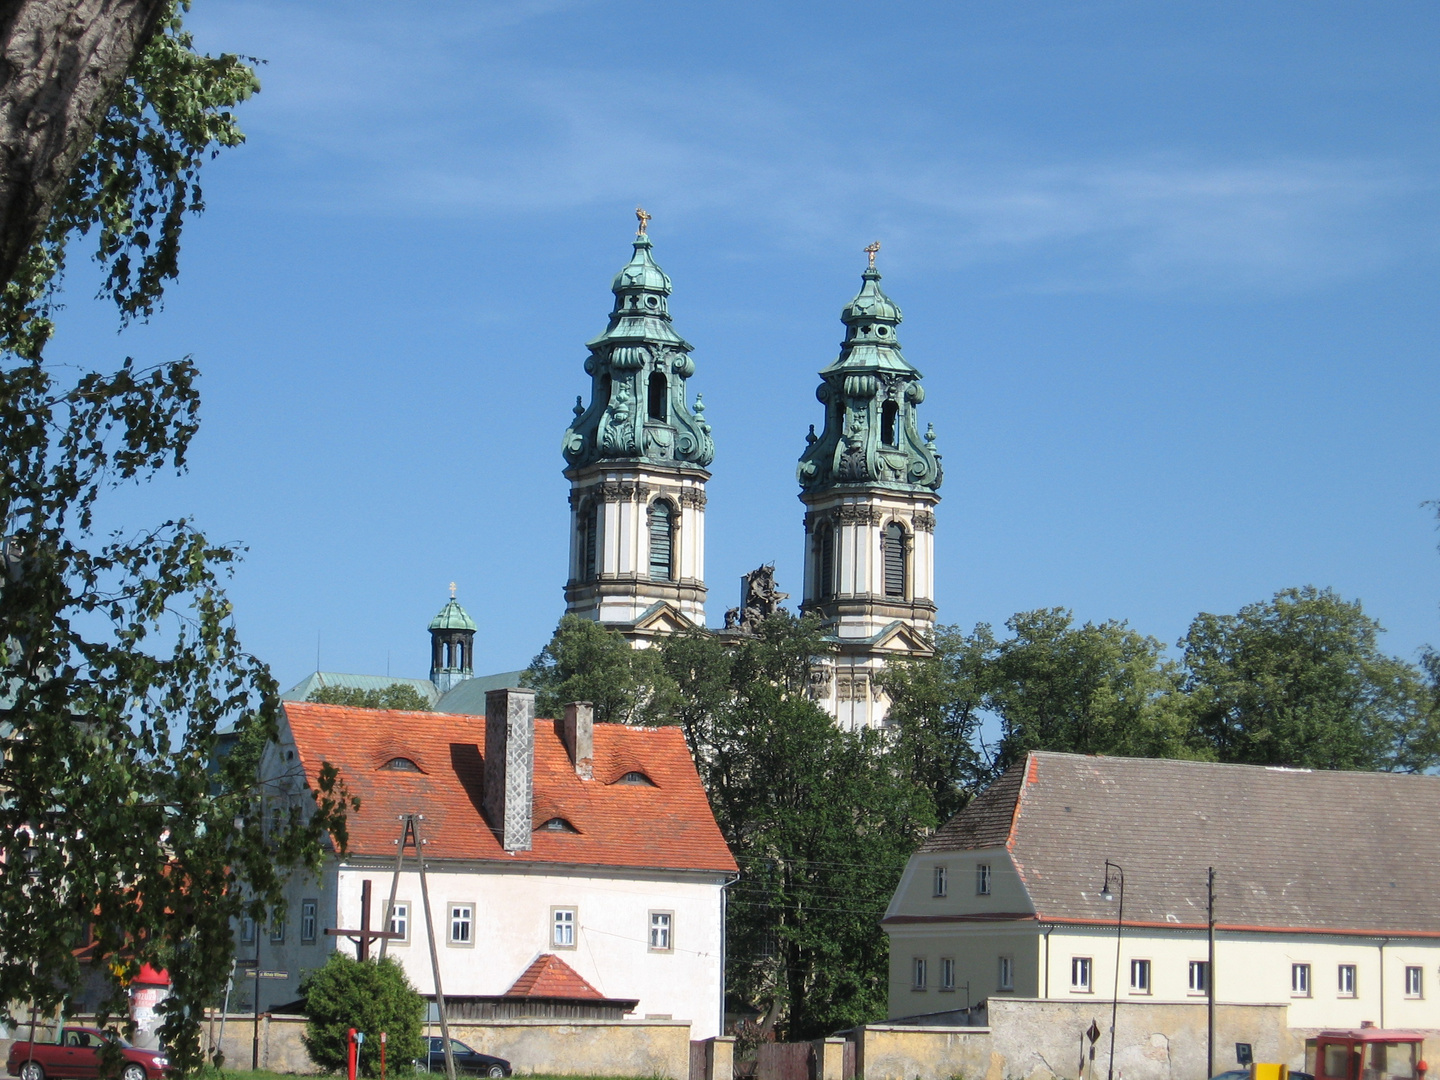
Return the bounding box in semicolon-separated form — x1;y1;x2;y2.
334;864;727;1040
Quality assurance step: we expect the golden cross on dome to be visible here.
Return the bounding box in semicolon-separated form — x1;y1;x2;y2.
636;207;652;235
449;581;457;599
864;241;881;268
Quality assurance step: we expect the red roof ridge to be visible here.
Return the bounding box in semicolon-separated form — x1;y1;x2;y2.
504;953;604;1000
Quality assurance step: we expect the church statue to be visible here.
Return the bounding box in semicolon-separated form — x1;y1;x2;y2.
723;564;790;634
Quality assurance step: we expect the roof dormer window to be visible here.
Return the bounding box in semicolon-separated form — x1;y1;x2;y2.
617;771;655;786
381;757;421;772
540;817;578;833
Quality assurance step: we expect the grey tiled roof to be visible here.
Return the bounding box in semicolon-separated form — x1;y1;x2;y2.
921;751;1440;936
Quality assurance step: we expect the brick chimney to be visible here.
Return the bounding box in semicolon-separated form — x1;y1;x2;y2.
484;688;534;852
562;701;594;780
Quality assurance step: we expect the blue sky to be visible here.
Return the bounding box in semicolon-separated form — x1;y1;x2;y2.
49;1;1440;691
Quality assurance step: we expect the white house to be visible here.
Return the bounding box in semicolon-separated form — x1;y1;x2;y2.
884;752;1440;1034
246;688;737;1040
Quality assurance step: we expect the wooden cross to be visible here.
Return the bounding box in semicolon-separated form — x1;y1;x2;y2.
636;206;651;235
864;241;880;268
324;879;403;961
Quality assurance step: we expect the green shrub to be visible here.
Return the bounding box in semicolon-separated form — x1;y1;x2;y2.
301;953;425;1076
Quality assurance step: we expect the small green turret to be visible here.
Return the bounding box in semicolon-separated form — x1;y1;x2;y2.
563;213;714;470
429;586;475;692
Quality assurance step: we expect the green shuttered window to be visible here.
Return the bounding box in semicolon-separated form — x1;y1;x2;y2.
649;501;674;581
883;521;906;598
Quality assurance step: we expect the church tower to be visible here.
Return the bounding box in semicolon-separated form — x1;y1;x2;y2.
561;211;714;645
429;587;476;693
797;246;943;728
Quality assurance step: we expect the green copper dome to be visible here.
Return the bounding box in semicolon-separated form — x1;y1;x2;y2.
798;256;942;493
429;597;476;632
563;217;714;471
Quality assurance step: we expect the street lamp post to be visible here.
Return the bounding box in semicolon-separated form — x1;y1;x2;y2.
1099;861;1125;1080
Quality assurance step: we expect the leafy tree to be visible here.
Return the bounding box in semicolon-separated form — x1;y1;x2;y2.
0;5;352;1074
307;683;433;711
659;615;931;1039
877;623;996;822
524;614;673;723
1181;586;1436;771
989;608;1199;772
301;953;425;1078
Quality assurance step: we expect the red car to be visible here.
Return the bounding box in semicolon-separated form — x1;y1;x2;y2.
6;1027;169;1080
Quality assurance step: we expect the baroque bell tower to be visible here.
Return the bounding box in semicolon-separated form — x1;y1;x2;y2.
561;211;714;645
797;245;943;728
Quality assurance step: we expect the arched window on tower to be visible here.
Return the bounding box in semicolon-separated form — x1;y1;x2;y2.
581;503;599;582
649;501;675;581
818;521;836;600
883;521;907;598
648;371;668;422
881;400;899;447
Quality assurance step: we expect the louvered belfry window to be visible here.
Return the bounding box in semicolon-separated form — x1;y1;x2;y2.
819;522;836;599
883;521;906;598
649;501;674;581
582;504;598;581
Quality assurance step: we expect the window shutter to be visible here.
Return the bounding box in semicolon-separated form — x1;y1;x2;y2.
583;505;598;581
820;525;835;599
649;502;674;581
884;522;906;597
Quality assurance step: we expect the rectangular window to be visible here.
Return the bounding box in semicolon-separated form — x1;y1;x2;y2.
1338;964;1356;997
240;915;256;943
1129;958;1151;993
649;911;673;952
386;902;410;944
933;865;948;898
1292;963;1310;996
300;899;317;944
552;907;576;949
976;864;992;896
449;904;473;945
1188;961;1208;994
940;958;955;991
1071;956;1092;992
1404;966;1422;998
998;955;1014;991
269;918;284;944
912;957;927;990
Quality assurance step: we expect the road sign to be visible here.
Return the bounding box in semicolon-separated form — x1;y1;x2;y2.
1087;1021;1102;1044
240;969;289;979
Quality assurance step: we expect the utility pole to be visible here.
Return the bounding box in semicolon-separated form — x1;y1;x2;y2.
1207;867;1216;1080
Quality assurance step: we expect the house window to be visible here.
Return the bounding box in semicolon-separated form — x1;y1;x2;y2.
381;757;421;772
818;522;836;600
1188;961;1208;994
618;771;654;785
648;501;674;582
240;915;256;943
933;865;948;898
912;957;927;990
883;522;907;598
1291;963;1310;996
1404;966;1422;998
386;901;409;944
1130;959;1151;994
449;904;473;946
940;958;955;991
975;863;991;895
1071;956;1092;992
581;504;599;582
1338;964;1356;997
649;911;673;952
552;907;576;949
269;918;284;944
300;900;317;944
998;955;1014;991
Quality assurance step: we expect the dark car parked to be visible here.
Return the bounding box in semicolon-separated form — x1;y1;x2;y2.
420;1037;510;1078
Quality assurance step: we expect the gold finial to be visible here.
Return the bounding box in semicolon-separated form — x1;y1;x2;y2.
448;581;457;599
864;241;881;268
636;207;652;235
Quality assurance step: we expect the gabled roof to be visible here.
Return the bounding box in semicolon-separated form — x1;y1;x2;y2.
281;702;737;874
505;954;604;1000
917;751;1440;936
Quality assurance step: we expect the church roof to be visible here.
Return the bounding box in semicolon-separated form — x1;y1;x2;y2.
281;672;440;706
909;751;1440;937
281;701;738;874
433;670;526;714
428;598;476;632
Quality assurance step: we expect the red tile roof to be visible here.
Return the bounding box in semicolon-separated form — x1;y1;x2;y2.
504;954;603;1000
281;702;737;874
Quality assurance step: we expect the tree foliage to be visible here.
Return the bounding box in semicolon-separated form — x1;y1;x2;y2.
656;615;932;1040
307;684;433;711
524;614;673;723
0;5;351;1074
301;953;425;1078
